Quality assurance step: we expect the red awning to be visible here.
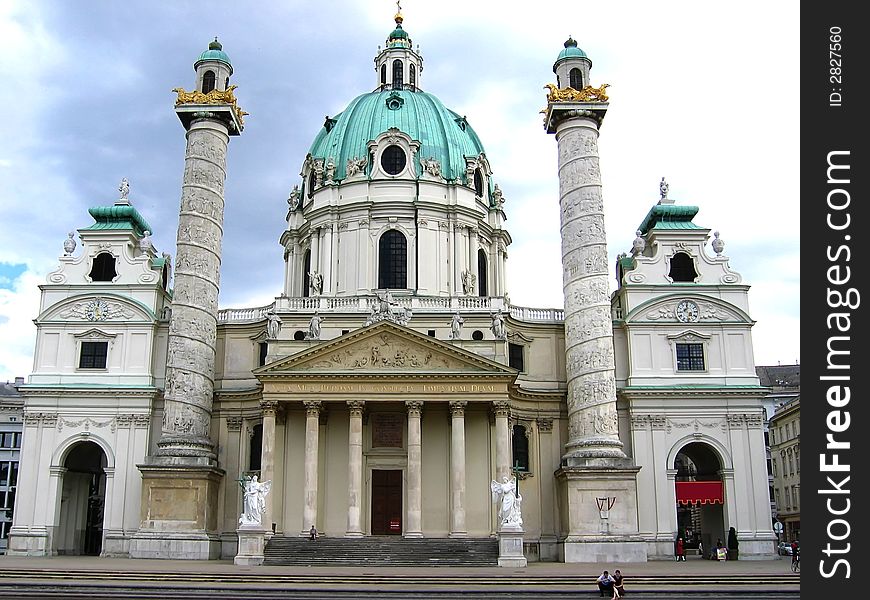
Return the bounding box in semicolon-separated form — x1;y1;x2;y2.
676;481;724;505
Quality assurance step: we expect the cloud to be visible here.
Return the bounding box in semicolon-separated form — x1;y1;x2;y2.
0;1;800;379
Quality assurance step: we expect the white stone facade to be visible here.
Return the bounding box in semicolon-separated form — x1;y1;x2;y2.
8;27;776;563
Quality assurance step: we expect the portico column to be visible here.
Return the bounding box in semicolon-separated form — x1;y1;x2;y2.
302;400;322;535
346;400;365;537
260;401;277;532
405;400;424;538
449;400;468;537
493;401;511;481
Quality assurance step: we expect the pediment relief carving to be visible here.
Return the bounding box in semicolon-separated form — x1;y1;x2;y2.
259;322;513;375
43;295;153;322
627;297;748;324
303;332;462;371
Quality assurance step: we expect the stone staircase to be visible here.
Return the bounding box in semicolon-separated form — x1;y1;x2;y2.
263;535;499;566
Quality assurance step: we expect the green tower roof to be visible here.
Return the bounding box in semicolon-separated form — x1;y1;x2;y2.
555;36;588;63
195;38;232;70
636;204;703;235
307;89;487;182
84;204;152;237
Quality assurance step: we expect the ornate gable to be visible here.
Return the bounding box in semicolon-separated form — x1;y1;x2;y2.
255;321;516;377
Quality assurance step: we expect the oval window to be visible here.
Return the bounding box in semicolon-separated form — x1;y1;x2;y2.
381;145;407;175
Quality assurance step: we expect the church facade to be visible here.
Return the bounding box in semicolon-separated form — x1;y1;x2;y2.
7;16;776;562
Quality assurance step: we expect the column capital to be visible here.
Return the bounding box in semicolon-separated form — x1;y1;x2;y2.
303;400;323;417
492;401;511;418
260;400;279;415
405;400;424;417
449;400;468;417
347;399;366;416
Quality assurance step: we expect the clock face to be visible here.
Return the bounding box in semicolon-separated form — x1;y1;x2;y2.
85;298;110;321
675;300;699;323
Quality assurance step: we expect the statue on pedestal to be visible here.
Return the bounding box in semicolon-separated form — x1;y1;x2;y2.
239;475;272;526
491;476;523;528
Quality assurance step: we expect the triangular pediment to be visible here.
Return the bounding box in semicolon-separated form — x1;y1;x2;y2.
255;321;516;377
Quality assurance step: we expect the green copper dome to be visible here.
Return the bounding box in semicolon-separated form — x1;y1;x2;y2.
555;36;588;63
308;90;486;182
195;38;232;71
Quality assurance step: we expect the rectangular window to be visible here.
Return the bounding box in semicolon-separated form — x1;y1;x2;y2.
675;343;705;371
258;342;268;367
771;458;777;477
508;343;525;372
792;485;799;509
785;487;791;509
795;453;800;473
79;341;108;369
770;429;775;445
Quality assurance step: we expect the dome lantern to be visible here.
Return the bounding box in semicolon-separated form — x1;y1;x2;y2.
553;35;592;90
193;37;233;94
374;6;423;92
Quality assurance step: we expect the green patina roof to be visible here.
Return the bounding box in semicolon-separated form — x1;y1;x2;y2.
555;37;588;64
637;204;702;235
308;90;487;182
85;204;152;237
195;38;232;71
619;255;636;270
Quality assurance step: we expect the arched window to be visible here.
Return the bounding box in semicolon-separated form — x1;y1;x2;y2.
569;68;583;90
473;168;484;197
378;230;407;289
89;252;117;282
307;170;316;199
302;249;311;297
668;252;699;282
477;249;488;296
392;59;403;90
202;70;216;94
380;64;387;86
249;424;263;471
512;425;529;472
409;64;416;88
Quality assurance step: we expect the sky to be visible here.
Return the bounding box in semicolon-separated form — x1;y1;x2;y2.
0;0;800;382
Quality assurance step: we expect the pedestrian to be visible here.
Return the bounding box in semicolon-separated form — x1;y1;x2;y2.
676;537;685;561
716;538;727;561
596;570;615;597
698;539;703;560
612;569;625;598
309;525;317;540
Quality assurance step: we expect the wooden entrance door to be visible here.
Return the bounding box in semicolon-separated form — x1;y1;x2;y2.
371;469;403;535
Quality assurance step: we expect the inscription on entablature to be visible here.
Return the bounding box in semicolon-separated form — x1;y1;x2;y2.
267;381;499;395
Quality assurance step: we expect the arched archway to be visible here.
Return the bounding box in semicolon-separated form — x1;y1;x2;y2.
674;441;725;558
57;441;107;555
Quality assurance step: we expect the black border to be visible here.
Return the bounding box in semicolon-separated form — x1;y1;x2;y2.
802;4;867;596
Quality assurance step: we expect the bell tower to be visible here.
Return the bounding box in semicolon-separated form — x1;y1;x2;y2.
130;39;246;560
543;37;646;563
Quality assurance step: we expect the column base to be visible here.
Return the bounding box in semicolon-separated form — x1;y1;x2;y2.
5;527;51;556
560;538;648;563
498;527;527;567
129;461;225;560
234;526;266;566
403;531;424;539
555;463;647;563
